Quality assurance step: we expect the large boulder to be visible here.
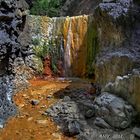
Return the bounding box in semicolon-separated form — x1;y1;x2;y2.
103;69;140;112
93;92;136;129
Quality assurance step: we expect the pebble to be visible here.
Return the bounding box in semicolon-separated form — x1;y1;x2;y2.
31;99;40;105
36;120;47;125
19;104;25;108
47;95;53;99
52;132;61;138
27;117;33;121
40;105;47;108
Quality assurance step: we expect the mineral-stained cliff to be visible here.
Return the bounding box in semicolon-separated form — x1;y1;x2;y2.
28;15;97;77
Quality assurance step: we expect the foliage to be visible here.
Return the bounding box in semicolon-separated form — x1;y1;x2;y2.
32;37;61;74
30;0;66;17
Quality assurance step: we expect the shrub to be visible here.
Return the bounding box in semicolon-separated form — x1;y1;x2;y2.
30;0;66;17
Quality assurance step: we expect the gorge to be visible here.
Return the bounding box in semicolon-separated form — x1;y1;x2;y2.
0;0;140;139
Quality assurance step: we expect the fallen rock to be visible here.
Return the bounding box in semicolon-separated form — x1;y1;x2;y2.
93;92;136;129
36;120;47;125
94;117;111;129
46;94;53;99
61;120;80;136
27;117;33;121
31;99;40;105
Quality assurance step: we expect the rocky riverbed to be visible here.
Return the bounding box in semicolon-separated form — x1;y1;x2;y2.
0;78;139;140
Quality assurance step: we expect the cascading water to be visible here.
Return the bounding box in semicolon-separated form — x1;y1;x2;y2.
64;19;72;77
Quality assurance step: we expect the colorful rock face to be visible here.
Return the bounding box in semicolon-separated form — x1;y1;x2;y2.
28;15;98;77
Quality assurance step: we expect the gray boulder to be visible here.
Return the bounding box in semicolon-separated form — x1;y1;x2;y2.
103;69;140;112
93;92;136;129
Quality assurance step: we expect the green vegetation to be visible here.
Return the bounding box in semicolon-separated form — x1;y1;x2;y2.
32;37;62;74
86;18;99;78
30;0;66;17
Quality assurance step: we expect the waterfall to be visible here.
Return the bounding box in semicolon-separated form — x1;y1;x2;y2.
29;15;96;77
64;18;72;77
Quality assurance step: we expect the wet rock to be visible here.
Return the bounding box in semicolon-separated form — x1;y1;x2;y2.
132;127;140;138
62;120;80;136
94;117;111;129
93;92;136;129
31;99;40;105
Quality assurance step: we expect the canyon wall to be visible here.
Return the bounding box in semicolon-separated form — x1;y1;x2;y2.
0;0;34;126
94;0;140;112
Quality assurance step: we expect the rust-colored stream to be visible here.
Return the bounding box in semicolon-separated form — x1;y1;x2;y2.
0;78;89;140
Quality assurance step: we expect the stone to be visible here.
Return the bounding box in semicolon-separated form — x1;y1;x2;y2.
0;118;4;129
97;0;132;19
94;117;111;129
103;69;140;112
46;94;52;99
120;121;130;129
132;127;140;138
85;109;95;118
93;92;135;129
31;99;40;105
62;120;80;136
52;133;61;138
36;120;47;125
27;117;33;121
63;96;71;101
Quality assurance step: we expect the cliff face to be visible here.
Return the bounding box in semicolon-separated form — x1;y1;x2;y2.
0;0;33;126
94;0;140;111
59;0;101;16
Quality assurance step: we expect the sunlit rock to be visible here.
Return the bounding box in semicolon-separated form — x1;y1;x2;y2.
103;69;140;112
93;92;136;129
